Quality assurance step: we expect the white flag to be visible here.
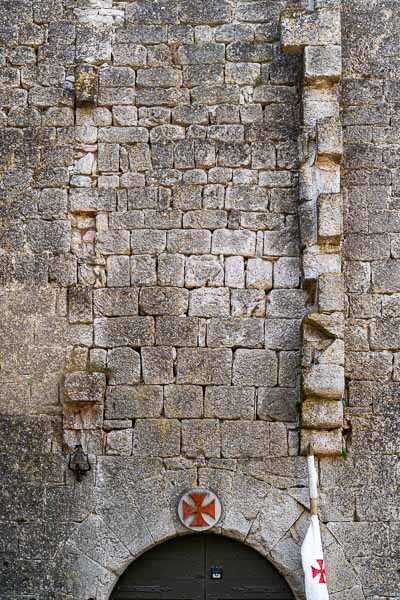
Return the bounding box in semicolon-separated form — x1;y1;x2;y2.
301;514;329;600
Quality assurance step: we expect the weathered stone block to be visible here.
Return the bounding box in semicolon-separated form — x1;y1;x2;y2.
164;385;203;418
98;143;120;172
64;372;106;404
182;419;220;458
221;421;269;458
265;319;302;350
372;260;400;293
370;319;400;350
303;364;344;400
246;258;273;290
257;388;297;422
226;41;272;63
167;230;211;254
212;230;256;257
318;194;343;242
156;316;199;346
93;289;139;317
225;186;268;211
158;253;185;287
178;1;231;25
113;44;147;67
263;228;299;257
318;272;344;313
317;117;343;160
139;287;188;316
97;231;130;256
137;66;182;88
305;45;341;83
76;23;112;64
68;286;93;324
268;290;308;318
107;256;130;288
131;255;157;287
273;257;300;289
106;429;133;456
205;386;255;419
75;64;98;105
185;255;224;288
94;317;154;347
108;348;141;385
176;349;232;385
26;221;70;253
281;9;341;54
346;352;393;381
70;189;115;213
303;252;341;281
225;256;245;288
231;290;266;317
142;346;175;384
106;385;163;419
182;209;226;230
302;399;343;429
178;43;225;65
233;350;278;386
300;428;342;455
382;294;400;318
189;288;230;317
304;312;344;339
344;234;390;261
207;318;264;348
133;419;180;457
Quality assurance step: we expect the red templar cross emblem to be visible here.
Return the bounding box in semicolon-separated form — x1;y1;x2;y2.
311;559;327;584
182;492;216;528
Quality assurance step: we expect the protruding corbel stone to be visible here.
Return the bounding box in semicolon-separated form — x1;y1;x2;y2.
300;428;343;455
75;64;99;106
317;339;344;365
305;312;344;339
303;251;341;281
302;399;343;428
317;117;343;160
64;371;106;404
318;272;344;312
298;200;318;247
318;193;343;242
303;87;340;127
303;363;344;399
305;45;342;84
281;9;341;55
281;2;344;455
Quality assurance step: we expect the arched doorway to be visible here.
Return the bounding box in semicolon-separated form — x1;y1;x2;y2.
110;534;295;600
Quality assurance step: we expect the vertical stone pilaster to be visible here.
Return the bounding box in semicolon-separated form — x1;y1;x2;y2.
281;2;344;455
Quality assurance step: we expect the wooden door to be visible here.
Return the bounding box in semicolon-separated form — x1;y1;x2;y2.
110;534;295;600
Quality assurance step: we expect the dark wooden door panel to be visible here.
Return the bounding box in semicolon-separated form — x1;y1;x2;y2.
110;533;295;600
111;536;205;600
205;534;294;600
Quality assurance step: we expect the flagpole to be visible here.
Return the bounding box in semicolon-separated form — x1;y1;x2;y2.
302;444;329;599
307;444;318;516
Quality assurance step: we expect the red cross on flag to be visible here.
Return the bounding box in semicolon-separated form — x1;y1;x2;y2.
301;515;329;599
301;451;329;600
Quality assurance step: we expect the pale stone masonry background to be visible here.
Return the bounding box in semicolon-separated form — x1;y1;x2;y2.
0;0;398;599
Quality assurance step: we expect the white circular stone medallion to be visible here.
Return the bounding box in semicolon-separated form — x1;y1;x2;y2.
178;487;222;532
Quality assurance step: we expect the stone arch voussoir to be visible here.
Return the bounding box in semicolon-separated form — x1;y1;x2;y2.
58;462;365;600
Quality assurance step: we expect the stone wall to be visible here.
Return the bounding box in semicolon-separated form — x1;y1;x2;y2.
0;0;398;599
340;0;400;594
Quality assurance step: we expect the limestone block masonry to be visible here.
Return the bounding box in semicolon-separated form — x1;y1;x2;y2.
281;1;345;455
0;0;398;598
